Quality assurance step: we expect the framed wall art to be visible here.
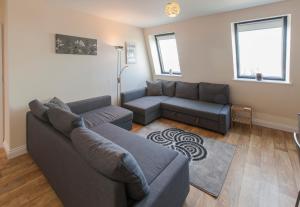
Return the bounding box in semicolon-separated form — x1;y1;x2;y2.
55;34;97;55
125;42;137;64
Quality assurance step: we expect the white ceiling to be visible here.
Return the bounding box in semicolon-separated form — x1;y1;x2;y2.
49;0;285;28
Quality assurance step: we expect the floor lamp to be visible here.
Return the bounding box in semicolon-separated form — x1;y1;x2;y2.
115;46;128;106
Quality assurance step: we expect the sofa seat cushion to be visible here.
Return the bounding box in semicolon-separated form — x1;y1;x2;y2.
123;96;170;116
161;97;225;121
90;123;178;184
81;106;133;128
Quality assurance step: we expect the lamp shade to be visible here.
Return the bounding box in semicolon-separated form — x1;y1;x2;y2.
165;1;181;18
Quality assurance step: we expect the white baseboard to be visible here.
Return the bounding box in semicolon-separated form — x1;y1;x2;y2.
4;145;27;159
253;118;297;133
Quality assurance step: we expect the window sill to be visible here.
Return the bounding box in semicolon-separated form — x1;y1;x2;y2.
233;78;291;85
154;73;183;77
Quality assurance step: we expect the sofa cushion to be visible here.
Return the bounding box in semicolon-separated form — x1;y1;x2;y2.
123;96;169;116
90;123;179;185
68;96;111;114
199;82;230;105
81;106;133;128
146;81;163;96
71;127;150;201
45;97;72;112
161;97;225;121
47;108;84;137
175;82;198;100
161;80;176;97
28;99;49;122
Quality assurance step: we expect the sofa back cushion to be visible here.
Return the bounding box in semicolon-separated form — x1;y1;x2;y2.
199;82;229;105
71;127;150;201
29;99;49;122
146;81;163;96
175;81;198;100
47;108;84;137
161;80;176;97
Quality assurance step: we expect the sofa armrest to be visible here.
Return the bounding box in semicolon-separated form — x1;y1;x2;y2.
121;88;146;106
134;155;189;207
219;105;231;134
26;113;127;207
68;96;111;114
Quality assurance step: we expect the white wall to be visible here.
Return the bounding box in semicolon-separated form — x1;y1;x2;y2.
0;0;4;147
5;0;151;151
144;0;300;132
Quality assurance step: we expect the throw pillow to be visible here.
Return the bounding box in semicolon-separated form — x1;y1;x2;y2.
161;80;176;97
199;82;229;105
28;99;49;122
45;97;72;112
146;81;163;96
71;127;150;201
47;108;84;137
175;81;198;100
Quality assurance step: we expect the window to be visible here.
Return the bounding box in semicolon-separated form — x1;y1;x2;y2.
233;16;289;82
155;33;181;75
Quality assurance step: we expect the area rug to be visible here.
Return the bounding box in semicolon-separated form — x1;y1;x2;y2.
146;128;236;197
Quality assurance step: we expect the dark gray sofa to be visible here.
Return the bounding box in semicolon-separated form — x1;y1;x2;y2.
121;82;231;134
27;95;189;207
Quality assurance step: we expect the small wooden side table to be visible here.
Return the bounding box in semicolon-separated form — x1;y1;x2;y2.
231;105;253;129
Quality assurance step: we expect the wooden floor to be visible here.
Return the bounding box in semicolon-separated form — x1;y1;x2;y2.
0;118;299;207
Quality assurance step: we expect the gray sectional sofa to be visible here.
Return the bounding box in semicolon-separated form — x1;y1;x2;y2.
121;81;231;134
27;95;189;207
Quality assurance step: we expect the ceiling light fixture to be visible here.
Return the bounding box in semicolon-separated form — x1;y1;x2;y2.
165;1;181;18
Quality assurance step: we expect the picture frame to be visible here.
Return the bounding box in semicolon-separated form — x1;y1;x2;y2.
125;42;137;64
55;34;97;56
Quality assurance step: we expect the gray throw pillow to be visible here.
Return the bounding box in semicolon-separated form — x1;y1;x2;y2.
71;127;150;201
28;99;49;122
175;81;198;100
161;80;176;97
47;108;84;137
199;82;229;105
146;81;163;96
45;97;72;112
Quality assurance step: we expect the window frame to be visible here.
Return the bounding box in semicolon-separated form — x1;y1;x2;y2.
154;33;181;75
233;16;288;81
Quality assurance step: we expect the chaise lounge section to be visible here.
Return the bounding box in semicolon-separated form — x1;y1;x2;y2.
27;95;190;207
68;95;133;130
121;81;231;134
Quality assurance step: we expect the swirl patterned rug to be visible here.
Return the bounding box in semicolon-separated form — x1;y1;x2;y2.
146;128;236;197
